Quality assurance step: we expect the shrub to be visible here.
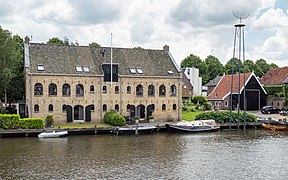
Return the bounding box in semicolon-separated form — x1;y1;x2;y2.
103;112;126;126
148;115;154;120
191;95;208;104
19;118;44;129
45;114;54;127
0;114;20;129
195;111;257;123
203;102;212;110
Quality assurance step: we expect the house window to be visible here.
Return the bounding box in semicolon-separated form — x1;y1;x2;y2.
159;85;166;96
148;85;155;96
271;102;274;106
170;85;177;96
136;84;143;96
187;69;190;75
173;104;177;111
83;66;90;72
162;104;166;111
167;69;173;75
103;85;107;93
48;83;57;96
74;105;84;120
34;83;43;95
127;86;131;94
103;104;107;112
90;85;95;93
115;104;119;112
62;83;71;96
225;101;228;107
127;104;130;111
115;86;119;94
76;84;84;96
34;104;39;112
48;104;53;112
62;104;67;111
129;67;136;74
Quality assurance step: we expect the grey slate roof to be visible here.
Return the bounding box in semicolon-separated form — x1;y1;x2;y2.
204;75;222;86
29;43;180;77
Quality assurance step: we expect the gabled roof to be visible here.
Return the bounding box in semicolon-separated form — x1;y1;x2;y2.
204;75;223;86
208;72;264;100
28;43;180;77
260;66;288;85
182;71;193;97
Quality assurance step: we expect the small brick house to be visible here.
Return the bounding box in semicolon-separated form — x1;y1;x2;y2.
207;72;266;110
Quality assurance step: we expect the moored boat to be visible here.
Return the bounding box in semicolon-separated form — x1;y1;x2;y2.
166;120;220;133
113;126;157;135
261;120;288;131
38;131;68;138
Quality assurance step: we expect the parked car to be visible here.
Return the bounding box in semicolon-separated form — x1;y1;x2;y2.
261;106;281;114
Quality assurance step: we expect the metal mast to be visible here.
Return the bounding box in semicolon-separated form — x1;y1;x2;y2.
231;11;249;130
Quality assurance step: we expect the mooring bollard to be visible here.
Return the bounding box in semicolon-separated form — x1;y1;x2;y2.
135;120;139;136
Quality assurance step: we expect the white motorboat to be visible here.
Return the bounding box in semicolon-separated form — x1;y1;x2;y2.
38;131;68;138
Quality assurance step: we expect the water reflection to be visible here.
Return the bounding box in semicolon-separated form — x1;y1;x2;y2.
1;130;288;179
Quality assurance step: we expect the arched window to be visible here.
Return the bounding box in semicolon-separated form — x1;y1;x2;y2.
62;83;71;96
115;104;119;112
148;84;155;96
103;85;107;93
74;105;84;120
136;84;143;96
34;83;43;95
115;86;119;94
127;86;131;94
170;85;177;96
76;84;84;96
162;104;166;111
90;85;94;93
34;104;39;112
173;104;177;111
103;104;107;111
127;104;131;111
62;104;67;111
159;85;166;96
48;83;57;95
48;104;53;112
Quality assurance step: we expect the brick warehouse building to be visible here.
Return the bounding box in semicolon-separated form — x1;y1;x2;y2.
24;37;182;124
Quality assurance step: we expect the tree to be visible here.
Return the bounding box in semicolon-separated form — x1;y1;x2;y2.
180;54;208;83
270;63;278;69
224;58;243;74
204;55;224;83
63;36;69;45
243;59;263;77
255;59;271;77
47;37;64;45
89;42;101;47
0;27;24;105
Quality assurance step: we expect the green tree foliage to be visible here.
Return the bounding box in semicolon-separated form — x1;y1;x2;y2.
224;58;243;74
255;59;272;77
0;27;24;104
103;111;126;126
47;37;64;45
89;42;101;47
204;55;224;83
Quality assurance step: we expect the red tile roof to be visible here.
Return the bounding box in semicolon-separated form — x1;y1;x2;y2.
208;73;252;100
260;67;288;85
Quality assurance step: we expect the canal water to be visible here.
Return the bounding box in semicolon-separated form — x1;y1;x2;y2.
1;130;288;179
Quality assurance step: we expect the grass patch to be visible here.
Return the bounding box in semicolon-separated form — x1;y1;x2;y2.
182;110;203;121
53;123;112;129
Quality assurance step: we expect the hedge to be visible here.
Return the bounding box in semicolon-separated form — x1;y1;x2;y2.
103;112;126;126
195;111;257;123
0;114;44;129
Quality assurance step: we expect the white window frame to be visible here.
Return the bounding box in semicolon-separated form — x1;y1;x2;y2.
83;66;90;72
76;66;83;72
136;67;143;74
129;67;136;74
37;64;44;71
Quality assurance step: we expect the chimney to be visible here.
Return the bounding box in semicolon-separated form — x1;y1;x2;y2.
163;44;169;51
24;36;30;44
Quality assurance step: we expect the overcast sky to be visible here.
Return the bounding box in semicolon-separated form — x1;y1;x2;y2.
1;0;288;67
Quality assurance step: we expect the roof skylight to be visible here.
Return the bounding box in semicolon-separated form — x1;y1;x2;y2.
76;66;83;72
129;67;136;74
83;66;90;72
37;64;44;71
136;67;143;74
168;69;174;74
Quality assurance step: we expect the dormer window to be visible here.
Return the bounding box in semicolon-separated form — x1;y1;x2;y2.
37;64;44;71
76;66;83;72
129;67;136;74
83;66;90;72
136;67;143;74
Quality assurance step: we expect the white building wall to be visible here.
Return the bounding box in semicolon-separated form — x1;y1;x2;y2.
182;67;202;96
